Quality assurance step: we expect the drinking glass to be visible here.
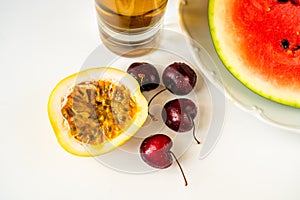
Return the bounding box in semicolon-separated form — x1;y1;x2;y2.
95;0;168;56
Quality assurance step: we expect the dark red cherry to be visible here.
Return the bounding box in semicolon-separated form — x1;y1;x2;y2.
140;134;188;186
147;62;197;119
161;98;200;144
162;62;197;95
140;134;173;169
127;62;160;92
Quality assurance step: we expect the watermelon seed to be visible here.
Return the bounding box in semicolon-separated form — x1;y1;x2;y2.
281;39;290;49
277;0;288;2
290;0;299;5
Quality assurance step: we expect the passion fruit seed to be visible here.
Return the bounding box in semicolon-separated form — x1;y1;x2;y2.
61;80;137;145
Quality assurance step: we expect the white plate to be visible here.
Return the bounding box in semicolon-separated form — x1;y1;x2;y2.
179;0;300;132
81;29;225;173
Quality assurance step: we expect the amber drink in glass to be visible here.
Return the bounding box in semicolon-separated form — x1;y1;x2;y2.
95;0;168;56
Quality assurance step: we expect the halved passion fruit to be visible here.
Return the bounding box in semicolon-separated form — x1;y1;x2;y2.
48;67;148;156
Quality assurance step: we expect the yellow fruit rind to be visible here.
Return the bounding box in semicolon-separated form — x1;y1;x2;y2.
48;67;148;156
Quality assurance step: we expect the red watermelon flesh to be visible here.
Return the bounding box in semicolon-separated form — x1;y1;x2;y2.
209;0;300;107
232;1;300;86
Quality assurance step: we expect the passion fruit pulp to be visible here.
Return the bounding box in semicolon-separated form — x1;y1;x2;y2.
48;67;148;156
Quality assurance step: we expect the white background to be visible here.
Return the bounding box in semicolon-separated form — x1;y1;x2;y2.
0;0;300;199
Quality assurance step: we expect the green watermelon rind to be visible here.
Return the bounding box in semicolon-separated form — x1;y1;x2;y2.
208;0;300;108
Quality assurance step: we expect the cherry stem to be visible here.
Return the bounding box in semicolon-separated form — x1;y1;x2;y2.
148;88;168;120
189;115;201;144
169;151;188;186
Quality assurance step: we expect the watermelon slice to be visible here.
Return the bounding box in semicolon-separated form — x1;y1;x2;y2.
208;0;300;108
